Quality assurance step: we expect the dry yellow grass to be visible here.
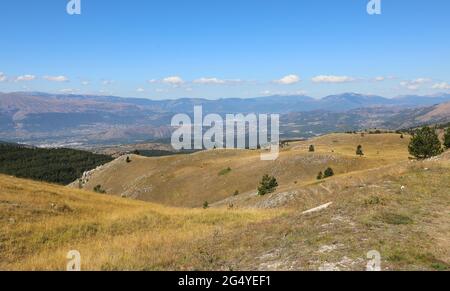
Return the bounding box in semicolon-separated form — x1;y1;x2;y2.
0;175;278;270
2;134;448;271
74;133;412;207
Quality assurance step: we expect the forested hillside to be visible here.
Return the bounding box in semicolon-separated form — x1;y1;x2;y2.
0;143;113;184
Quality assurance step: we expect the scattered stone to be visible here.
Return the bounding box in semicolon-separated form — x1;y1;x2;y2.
302;202;333;215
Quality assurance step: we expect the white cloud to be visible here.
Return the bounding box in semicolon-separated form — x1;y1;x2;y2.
400;83;419;90
16;75;36;82
0;72;7;82
44;75;69;82
312;75;356;83
147;79;158;84
193;77;226;85
60;88;78;94
275;74;301;85
260;90;307;96
400;78;431;90
410;78;431;84
374;76;396;82
99;89;114;95
102;80;114;85
136;87;145;93
81;81;90;86
432;82;450;90
162;76;184;86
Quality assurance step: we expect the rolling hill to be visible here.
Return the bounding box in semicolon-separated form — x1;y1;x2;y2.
72;133;412;207
1;138;449;270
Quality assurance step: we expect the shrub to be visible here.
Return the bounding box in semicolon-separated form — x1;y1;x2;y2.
356;145;364;156
93;185;106;194
317;171;323;180
203;201;209;209
218;167;232;176
126;156;131;163
408;126;443;159
258;174;278;196
309;145;315;152
323;167;334;178
233;190;239;196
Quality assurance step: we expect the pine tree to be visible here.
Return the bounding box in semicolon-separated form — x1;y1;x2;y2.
408;126;443;159
444;128;450;149
258;174;278;196
323;167;335;178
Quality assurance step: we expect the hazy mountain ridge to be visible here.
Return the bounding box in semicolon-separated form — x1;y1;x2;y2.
1;92;449;146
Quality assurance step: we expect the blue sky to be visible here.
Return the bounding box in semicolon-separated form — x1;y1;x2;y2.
0;0;449;99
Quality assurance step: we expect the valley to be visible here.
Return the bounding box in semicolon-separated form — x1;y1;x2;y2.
1;92;450;147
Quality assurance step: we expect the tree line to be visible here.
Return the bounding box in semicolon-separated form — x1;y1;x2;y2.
0;144;113;185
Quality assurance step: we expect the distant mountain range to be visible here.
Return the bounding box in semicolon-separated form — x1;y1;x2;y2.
1;91;449;147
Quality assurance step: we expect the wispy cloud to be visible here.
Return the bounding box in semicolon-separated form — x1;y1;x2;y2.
102;80;114;85
400;78;431;90
274;74;301;85
193;77;226;85
162;76;185;86
432;82;450;90
260;90;307;96
16;75;36;82
0;72;7;82
312;75;356;83
136;87;145;93
44;75;69;82
60;88;78;94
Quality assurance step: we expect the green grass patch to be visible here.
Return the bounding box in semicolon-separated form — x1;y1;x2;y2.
218;167;232;176
379;212;413;225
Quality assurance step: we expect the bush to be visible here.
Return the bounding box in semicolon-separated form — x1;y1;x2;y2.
444;128;450;149
203;201;209;209
233;190;239;196
126;156;131;163
218;167;232;176
356;145;364;156
309;145;315;152
317;171;323;180
258;174;278;196
323;167;334;178
93;185;106;194
408;126;443;159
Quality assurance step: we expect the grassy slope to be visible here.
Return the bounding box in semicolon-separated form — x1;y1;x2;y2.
1;153;449;270
0;174;277;270
1;133;448;271
75;133;411;207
